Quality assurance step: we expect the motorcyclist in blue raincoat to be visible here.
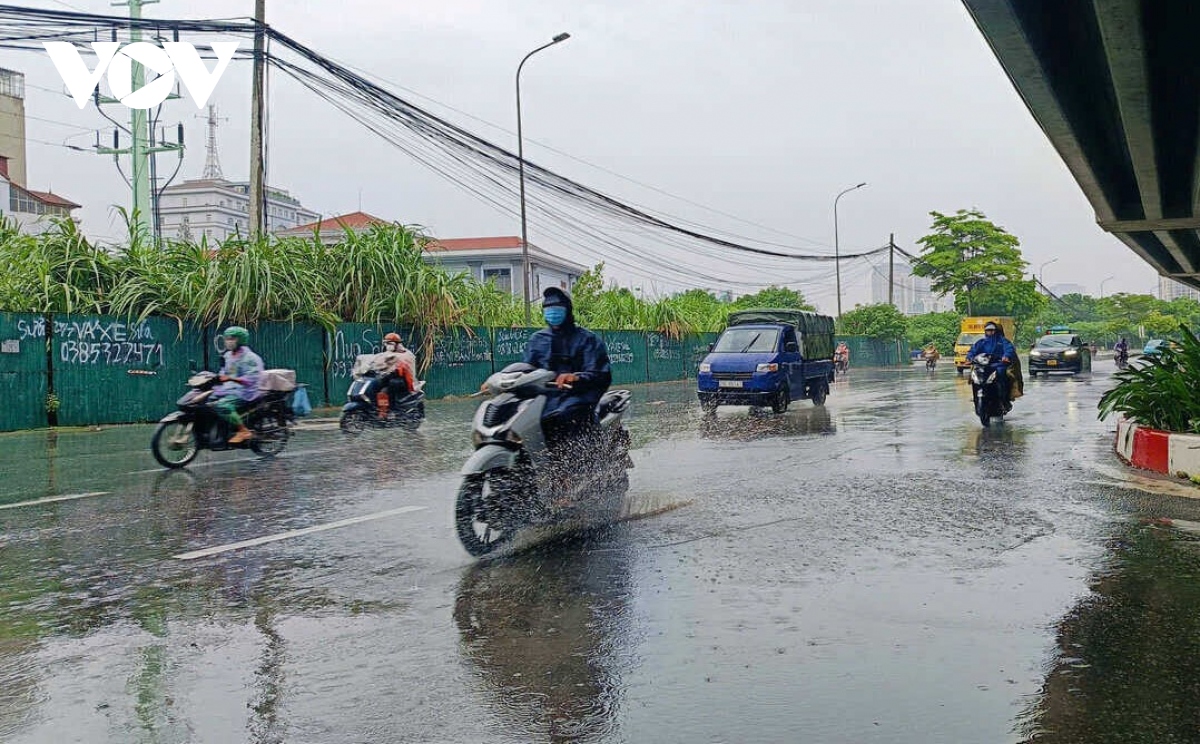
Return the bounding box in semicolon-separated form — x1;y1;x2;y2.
523;286;612;449
967;321;1017;407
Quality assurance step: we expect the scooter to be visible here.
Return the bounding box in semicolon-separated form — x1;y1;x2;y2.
924;353;939;371
1115;349;1130;370
834;352;849;376
969;353;1010;427
150;369;297;469
339;354;426;435
455;363;633;557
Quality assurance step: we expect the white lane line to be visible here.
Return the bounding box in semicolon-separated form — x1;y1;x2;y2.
0;491;110;511
173;505;428;560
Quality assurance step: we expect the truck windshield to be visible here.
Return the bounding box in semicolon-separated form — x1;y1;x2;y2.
713;328;780;354
956;333;983;347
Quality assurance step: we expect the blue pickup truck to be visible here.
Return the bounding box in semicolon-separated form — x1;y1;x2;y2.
697;308;836;413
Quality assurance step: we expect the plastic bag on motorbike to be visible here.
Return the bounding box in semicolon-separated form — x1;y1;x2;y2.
290;385;313;417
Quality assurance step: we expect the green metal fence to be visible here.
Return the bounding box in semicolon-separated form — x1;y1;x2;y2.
0;312;48;431
646;331;684;382
682;333;719;379
54;314;205;426
601;330;648;386
424;326;493;398
838;336;907;367
1;308;909;430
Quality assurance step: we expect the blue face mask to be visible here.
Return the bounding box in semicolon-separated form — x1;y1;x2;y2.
543;306;568;326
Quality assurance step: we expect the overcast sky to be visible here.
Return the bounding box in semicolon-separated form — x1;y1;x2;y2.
3;0;1160;312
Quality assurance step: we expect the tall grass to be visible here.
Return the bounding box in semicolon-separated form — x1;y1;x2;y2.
0;219;722;337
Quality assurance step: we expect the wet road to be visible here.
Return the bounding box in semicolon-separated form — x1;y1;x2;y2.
3;365;1200;743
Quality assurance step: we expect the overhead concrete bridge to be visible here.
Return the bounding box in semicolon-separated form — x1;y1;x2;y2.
964;0;1200;289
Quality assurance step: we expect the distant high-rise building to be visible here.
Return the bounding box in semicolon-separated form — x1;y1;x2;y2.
1158;276;1200;302
158;179;320;242
1049;283;1088;297
870;258;953;314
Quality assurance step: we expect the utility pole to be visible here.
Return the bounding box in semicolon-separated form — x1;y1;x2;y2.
248;0;267;237
97;0;182;240
888;233;895;308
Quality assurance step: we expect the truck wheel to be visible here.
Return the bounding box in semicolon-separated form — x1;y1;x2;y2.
771;384;790;413
811;382;828;406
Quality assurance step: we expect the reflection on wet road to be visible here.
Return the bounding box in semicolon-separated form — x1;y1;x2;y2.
2;367;1198;742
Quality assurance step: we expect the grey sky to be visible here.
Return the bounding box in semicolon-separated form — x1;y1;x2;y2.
4;0;1159;312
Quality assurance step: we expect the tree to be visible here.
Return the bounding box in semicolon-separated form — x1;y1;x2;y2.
906;311;961;354
732;285;814;312
837;303;908;339
912;209;1027;315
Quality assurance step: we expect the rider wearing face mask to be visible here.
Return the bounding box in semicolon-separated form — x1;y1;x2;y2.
522;287;612;448
212;325;264;444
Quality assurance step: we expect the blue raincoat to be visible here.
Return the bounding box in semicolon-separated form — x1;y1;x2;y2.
523;291;611;419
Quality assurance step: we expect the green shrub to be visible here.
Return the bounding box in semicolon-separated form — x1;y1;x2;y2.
1098;326;1200;432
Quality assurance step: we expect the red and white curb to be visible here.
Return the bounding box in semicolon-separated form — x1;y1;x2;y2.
1115;418;1200;478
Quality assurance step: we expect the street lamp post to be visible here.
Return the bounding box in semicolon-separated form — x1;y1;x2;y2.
516;32;571;325
1038;258;1059;287
833;182;867;318
1100;275;1116;298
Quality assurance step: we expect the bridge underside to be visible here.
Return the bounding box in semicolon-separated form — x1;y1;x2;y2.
963;0;1200;289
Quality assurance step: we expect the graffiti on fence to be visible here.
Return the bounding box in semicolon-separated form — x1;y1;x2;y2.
16;316;45;341
434;331;492;366
647;332;682;361
329;327;385;378
52;319;164;366
607;339;636;365
493;328;533;360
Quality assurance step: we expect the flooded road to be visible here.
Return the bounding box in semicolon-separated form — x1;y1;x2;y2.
2;366;1199;743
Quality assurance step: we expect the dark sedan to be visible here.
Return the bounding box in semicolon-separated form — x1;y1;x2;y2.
1028;333;1091;376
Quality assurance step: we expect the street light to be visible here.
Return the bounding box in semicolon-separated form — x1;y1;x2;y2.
1038;258;1059;287
516;32;571;324
833;182;867;318
1100;275;1115;298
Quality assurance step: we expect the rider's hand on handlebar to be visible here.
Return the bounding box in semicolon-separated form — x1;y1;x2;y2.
555;373;578;389
218;374;231;383
1001;357;1011;364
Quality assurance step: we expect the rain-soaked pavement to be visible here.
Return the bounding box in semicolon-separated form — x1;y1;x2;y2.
3;364;1200;743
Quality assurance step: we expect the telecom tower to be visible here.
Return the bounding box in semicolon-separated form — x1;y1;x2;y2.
94;0;184;240
200;104;225;180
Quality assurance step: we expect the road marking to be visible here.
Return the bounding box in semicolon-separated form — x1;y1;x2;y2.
0;491;110;511
173;505;428;560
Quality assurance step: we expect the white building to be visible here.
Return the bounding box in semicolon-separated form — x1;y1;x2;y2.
1158;276;1200;302
870;259;953;314
157;178;319;242
425;236;587;298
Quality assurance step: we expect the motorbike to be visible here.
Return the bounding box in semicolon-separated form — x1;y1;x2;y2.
150;369;297;469
339;354;426;435
834;352;849;375
969;352;1010;427
455;363;633;557
1115;349;1130;370
924;353;939;371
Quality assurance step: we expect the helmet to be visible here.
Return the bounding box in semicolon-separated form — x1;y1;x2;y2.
983;322;998;332
384;332;402;344
223;326;249;345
